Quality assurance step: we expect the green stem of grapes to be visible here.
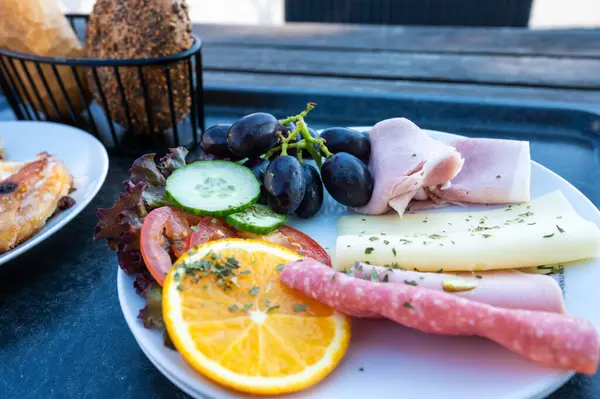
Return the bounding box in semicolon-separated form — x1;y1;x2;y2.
278;102;316;126
266;102;332;169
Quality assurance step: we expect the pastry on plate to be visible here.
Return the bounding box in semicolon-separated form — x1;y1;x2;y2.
0;152;73;254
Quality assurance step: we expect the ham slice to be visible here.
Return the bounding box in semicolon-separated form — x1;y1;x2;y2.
352;263;565;313
352;118;463;215
280;259;600;375
424;138;531;207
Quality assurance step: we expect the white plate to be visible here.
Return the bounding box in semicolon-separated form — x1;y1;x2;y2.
118;129;600;399
0;121;108;265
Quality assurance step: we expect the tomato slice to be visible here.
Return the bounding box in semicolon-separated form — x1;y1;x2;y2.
140;206;202;285
237;225;331;266
142;207;330;286
277;225;331;266
187;217;238;248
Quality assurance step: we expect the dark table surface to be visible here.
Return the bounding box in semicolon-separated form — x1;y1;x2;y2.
2;23;600;398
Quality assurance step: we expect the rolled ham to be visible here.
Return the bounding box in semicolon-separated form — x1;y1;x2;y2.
419;138;531;209
352;263;565;313
280;259;600;375
352;118;463;215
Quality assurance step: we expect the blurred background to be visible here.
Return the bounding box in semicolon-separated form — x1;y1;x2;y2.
60;0;600;28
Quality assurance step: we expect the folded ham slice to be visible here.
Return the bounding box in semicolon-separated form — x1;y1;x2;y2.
419;138;530;209
352;118;463;215
352;263;565;313
280;259;600;375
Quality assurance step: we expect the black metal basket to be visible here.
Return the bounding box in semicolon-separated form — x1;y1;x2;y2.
0;14;205;154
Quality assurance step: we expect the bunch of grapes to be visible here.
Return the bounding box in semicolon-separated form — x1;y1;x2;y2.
201;103;374;217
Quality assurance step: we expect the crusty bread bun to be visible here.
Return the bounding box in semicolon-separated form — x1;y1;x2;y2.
85;0;193;135
0;0;89;120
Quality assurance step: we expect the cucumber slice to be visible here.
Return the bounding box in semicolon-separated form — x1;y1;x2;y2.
226;204;288;235
166;161;260;217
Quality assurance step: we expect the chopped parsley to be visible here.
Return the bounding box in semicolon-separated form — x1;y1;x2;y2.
240;270;252;275
243;304;253;311
365;247;375;255
403;301;414;309
249;286;260;296
518;212;534;217
190;225;200;232
392;247;397;257
370;269;379;282
266;305;280;313
382;274;389;283
481;234;492;238
276;264;285;272
369;236;379;241
436;268;444;273
293;304;308;313
543;233;555;238
556;225;565;233
404;280;418;286
383;240;390;245
428;234;446;240
475;275;482;279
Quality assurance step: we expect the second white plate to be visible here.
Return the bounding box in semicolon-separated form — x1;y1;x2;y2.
0;121;109;266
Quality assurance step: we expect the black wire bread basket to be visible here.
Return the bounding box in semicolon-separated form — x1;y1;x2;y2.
0;14;204;154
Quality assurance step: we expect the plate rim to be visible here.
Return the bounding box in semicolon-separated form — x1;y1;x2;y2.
0;121;109;265
116;127;596;399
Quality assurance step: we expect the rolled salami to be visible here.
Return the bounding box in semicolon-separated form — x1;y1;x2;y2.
280;258;600;375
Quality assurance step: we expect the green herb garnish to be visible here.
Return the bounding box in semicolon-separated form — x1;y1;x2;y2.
276;264;285;272
294;304;308;312
249;286;260;296
556;225;565;233
404;280;417;286
229;304;239;313
370;269;379;282
403;302;414;309
543;233;555;238
365;247;375;255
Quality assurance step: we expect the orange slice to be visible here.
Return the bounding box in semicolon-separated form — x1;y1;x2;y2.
162;238;351;395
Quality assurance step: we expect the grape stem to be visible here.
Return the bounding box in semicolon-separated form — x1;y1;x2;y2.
266;102;332;169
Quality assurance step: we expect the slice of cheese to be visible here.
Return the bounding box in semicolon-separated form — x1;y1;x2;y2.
334;191;600;272
337;191;573;236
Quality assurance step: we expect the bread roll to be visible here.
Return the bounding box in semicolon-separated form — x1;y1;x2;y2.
85;0;193;134
0;0;89;120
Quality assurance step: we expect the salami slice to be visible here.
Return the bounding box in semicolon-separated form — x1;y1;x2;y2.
280;259;600;375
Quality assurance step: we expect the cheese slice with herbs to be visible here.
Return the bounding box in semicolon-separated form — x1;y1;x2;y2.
335;191;600;272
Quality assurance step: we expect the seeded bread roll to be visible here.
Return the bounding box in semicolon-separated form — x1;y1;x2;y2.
0;0;89;120
85;0;193;134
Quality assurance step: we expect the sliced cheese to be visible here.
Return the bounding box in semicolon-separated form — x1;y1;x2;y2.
334;191;600;272
337;191;574;236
